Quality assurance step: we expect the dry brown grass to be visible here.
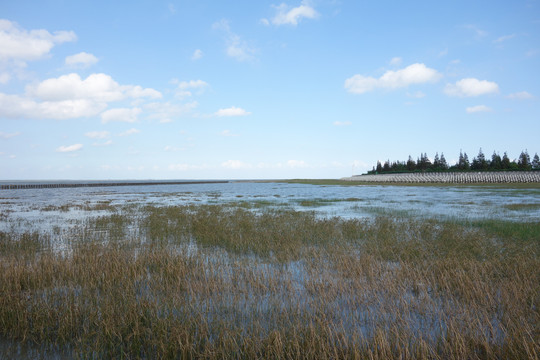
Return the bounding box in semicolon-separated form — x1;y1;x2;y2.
0;204;538;358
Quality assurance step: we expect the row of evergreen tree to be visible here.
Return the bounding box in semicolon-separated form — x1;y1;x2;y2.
367;149;540;174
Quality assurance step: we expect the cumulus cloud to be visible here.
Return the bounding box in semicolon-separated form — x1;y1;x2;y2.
213;19;256;62
466;105;492;113
270;1;319;26
0;73;160;120
345;63;441;94
85;131;110;139
215;106;251;117
176;79;209;98
0;19;76;63
101;108;141;123
65;52;98;67
444;78;499;97
506;91;533;99
27;73;161;102
0;93;106;119
56;143;83;152
191;49;203;60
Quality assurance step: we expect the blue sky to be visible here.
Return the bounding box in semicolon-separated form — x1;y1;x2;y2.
0;0;539;180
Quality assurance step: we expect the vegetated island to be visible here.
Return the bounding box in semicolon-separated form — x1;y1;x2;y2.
343;149;540;184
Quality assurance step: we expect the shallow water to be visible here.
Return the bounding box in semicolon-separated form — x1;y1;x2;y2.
1;182;539;234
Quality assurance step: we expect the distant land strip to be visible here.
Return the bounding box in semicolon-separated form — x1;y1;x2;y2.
342;172;540;184
0;180;229;190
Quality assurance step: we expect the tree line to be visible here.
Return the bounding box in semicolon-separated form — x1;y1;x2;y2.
367;149;540;174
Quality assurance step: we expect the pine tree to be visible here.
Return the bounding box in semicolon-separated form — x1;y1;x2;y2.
501;152;511;169
406;156;416;171
463;152;470;170
440;153;448;170
376;161;382;173
490;151;502;170
532;153;540;170
433;152;440;170
518;150;531;170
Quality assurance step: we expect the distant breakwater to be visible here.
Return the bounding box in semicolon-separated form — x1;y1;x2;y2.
342;172;540;184
0;180;229;190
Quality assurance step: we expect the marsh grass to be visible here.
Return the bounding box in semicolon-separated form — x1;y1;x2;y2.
0;203;538;359
503;203;540;211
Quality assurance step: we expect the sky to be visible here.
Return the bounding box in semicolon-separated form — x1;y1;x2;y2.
0;0;539;180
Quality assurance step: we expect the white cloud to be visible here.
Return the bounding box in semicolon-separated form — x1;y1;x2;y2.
27;73;161;102
271;1;319;26
345;63;441;94
493;34;516;43
389;57;402;66
213;19;256;62
101;108;141;123
191;49;203;60
176;79;209;98
0;93;106;119
260;18;270;26
85;131;110;139
466;105;492;113
444;78;499;97
506;91;533;99
0;131;21;139
333;121;351;126
0;73;161;120
215;106;251;117
119;128;140;136
56;143;83;152
65;52;98;67
0;19;76;63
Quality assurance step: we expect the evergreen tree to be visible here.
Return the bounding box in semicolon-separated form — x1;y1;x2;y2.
383;160;391;172
501;152;511;169
406;156;416;171
472;148;488;170
433;152;440;170
518;150;531;170
458;150;470;170
439;153;448;170
490;151;502;170
376;161;382;173
532;153;540;170
463;152;470;170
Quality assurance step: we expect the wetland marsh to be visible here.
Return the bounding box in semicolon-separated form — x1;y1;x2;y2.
0;181;539;359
